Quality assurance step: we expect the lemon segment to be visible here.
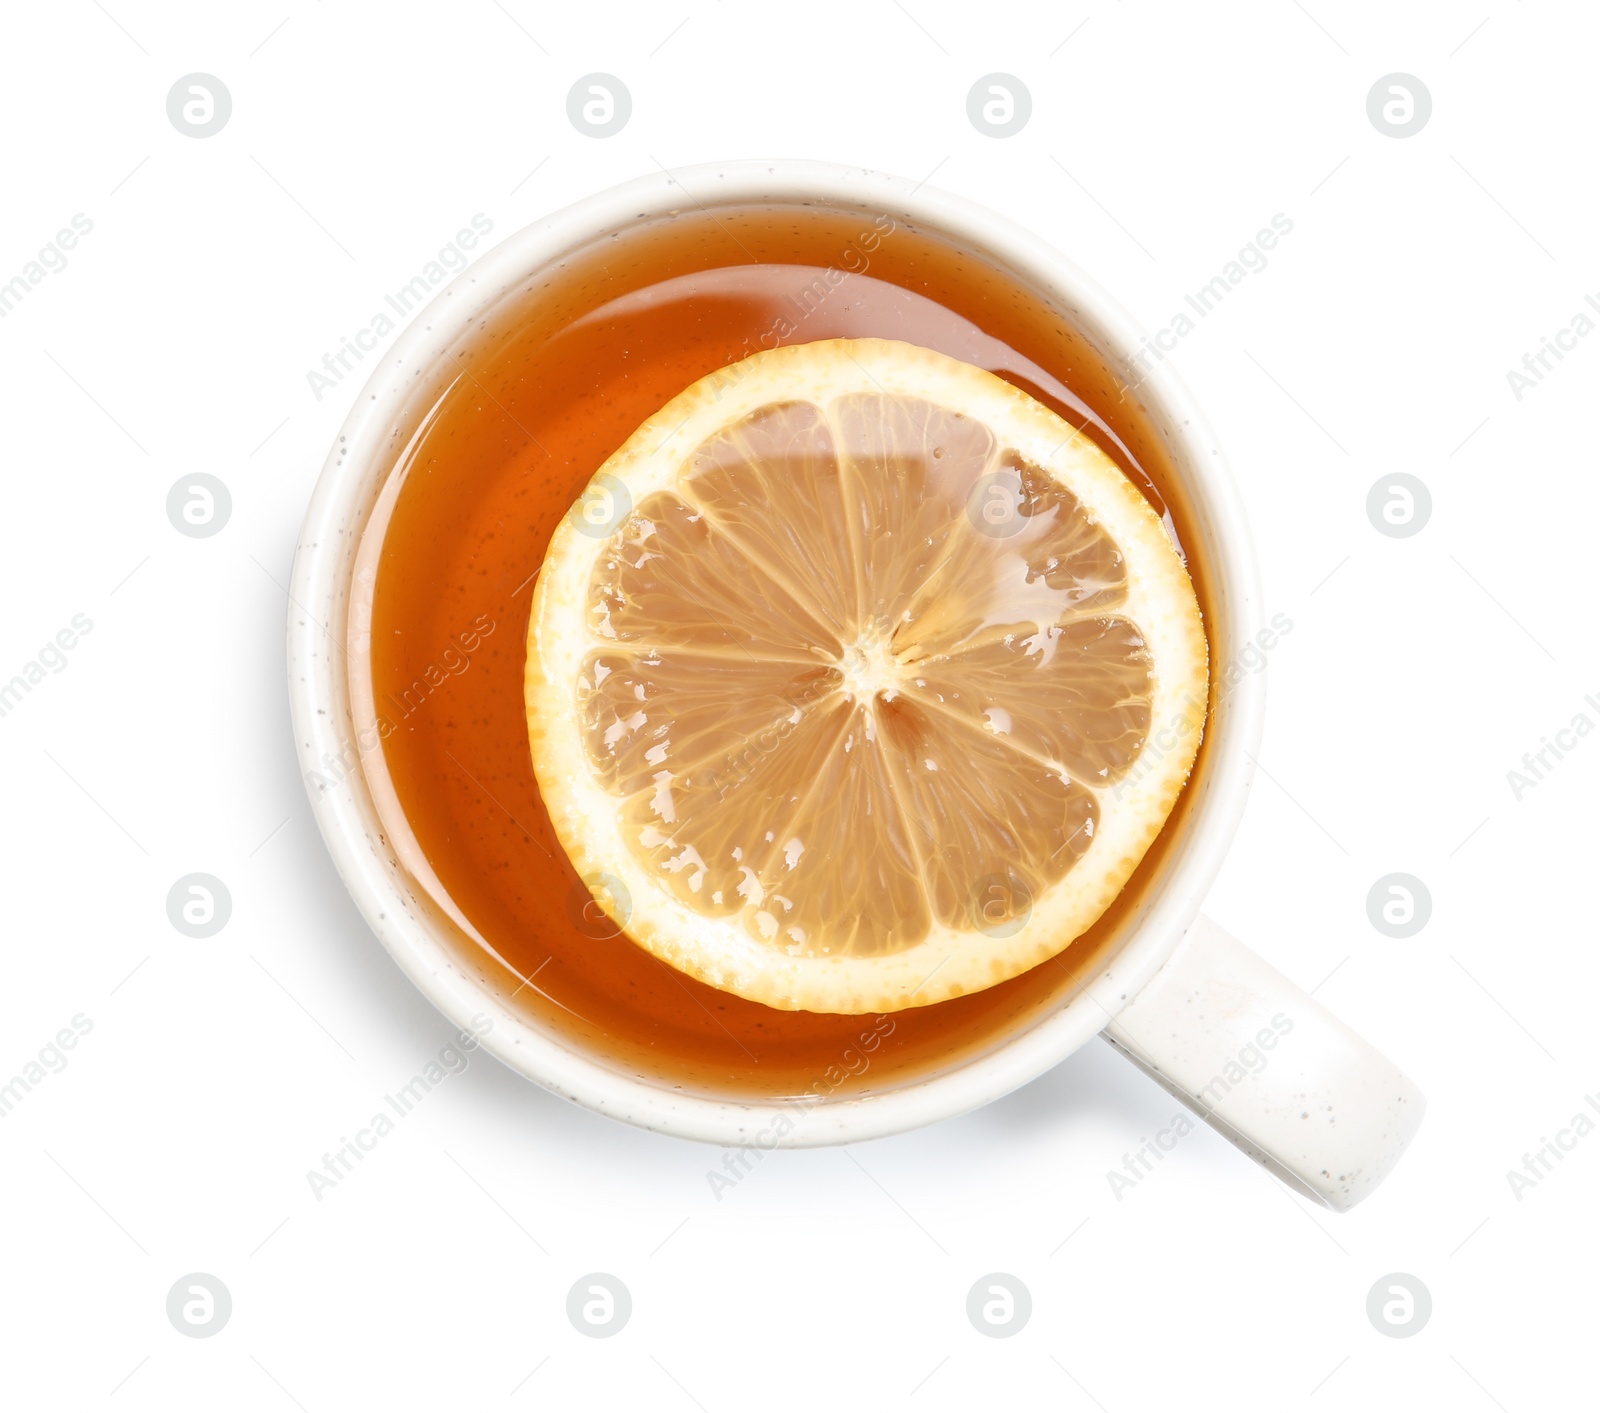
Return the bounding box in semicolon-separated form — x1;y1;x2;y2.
526;338;1207;1014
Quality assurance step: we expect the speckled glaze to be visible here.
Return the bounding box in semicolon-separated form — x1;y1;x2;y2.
287;161;1422;1203
1105;916;1424;1209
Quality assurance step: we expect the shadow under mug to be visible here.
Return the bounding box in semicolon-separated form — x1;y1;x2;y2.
287;160;1423;1210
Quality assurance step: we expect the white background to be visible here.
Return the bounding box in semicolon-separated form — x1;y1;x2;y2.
1;1;1595;1407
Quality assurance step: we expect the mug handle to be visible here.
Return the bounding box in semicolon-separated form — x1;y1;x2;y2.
1101;913;1425;1211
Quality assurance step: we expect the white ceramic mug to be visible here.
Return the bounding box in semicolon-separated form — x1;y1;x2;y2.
287;160;1424;1210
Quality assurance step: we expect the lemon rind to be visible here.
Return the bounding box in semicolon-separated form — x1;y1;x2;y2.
526;338;1208;1014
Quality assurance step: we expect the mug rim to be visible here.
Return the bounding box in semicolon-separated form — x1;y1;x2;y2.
287;158;1265;1146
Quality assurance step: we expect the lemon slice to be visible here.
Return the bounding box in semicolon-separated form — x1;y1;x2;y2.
526;338;1207;1014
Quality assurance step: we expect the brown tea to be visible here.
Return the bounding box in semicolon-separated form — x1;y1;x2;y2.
366;202;1214;1102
